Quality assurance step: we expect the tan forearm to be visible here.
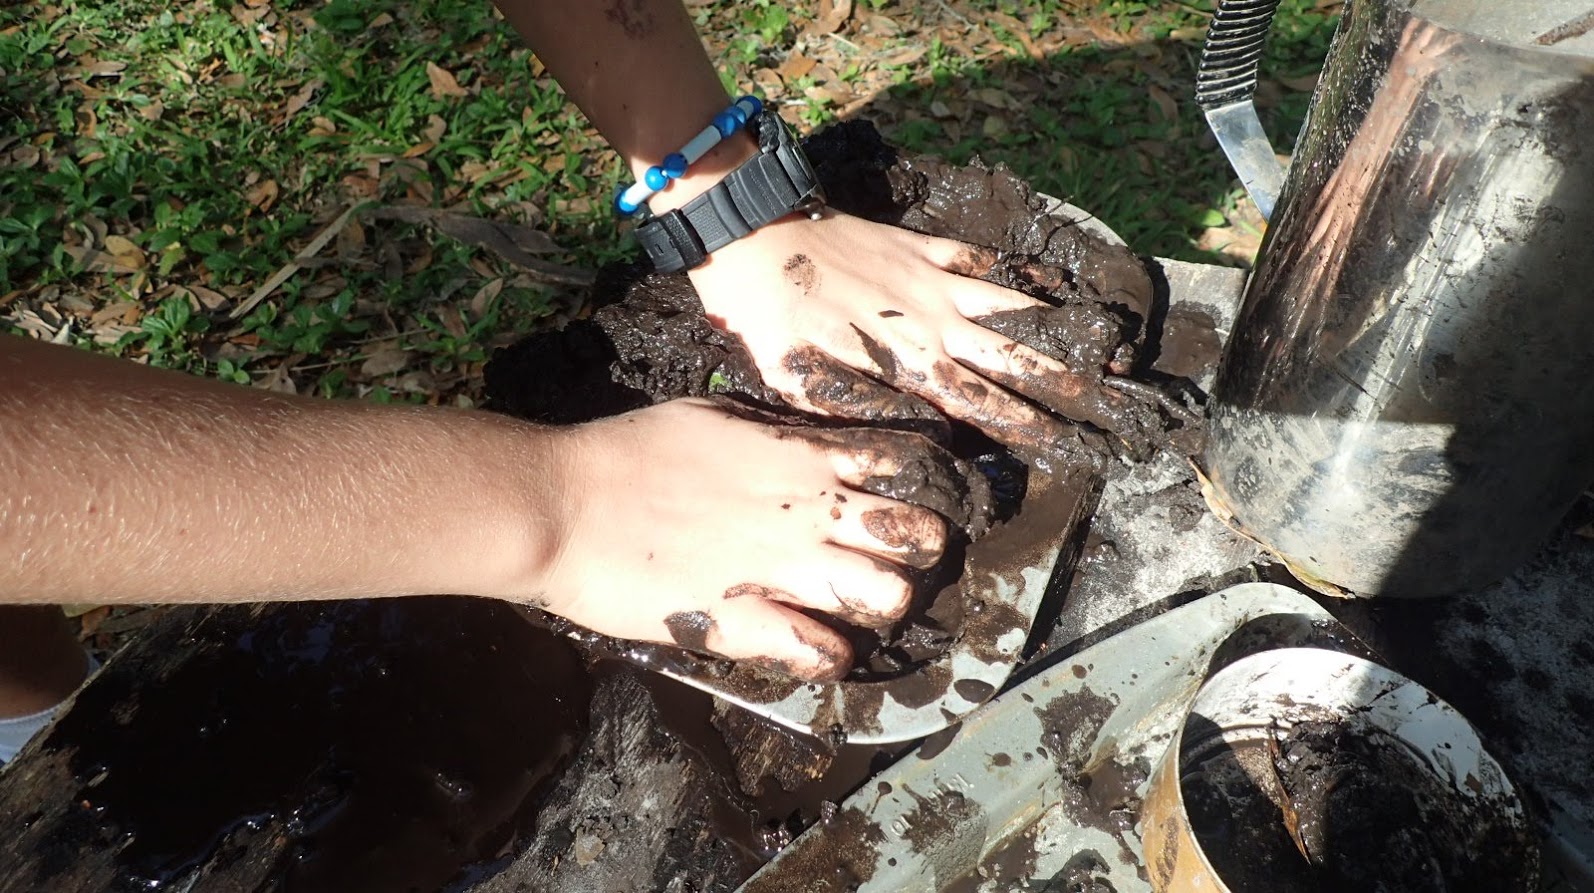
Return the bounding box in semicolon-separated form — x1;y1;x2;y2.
493;0;757;209
0;336;566;605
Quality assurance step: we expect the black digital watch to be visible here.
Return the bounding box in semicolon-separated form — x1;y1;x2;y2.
635;107;826;274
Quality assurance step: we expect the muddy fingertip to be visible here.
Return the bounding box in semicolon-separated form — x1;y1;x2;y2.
861;505;948;569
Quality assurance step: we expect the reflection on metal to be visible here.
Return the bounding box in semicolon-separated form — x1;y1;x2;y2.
1203;103;1285;221
1203;0;1594;596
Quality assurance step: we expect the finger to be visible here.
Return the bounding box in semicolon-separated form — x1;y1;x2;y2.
704;596;855;682
905;355;1080;457
776;344;947;435
789;427;982;531
828;493;948;570
750;546;916;625
947;274;1051;318
942;321;1149;442
921;237;999;278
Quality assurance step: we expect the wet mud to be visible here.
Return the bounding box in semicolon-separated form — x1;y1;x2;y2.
1181;719;1536;892
0;598;591;893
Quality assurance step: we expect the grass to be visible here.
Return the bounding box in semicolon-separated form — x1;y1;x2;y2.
0;0;1340;404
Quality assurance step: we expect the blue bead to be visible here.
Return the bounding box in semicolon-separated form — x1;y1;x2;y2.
740;95;763;116
663;153;688;178
728;104;749;127
644;166;667;190
614;188;640;215
713;110;738;137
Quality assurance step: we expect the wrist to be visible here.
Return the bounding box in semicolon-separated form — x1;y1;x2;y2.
414;410;573;604
632;130;759;214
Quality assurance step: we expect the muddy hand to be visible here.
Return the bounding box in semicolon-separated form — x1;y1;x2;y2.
532;399;950;682
687;210;1105;458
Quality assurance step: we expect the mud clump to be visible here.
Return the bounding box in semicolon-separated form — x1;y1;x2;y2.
1181;720;1536;892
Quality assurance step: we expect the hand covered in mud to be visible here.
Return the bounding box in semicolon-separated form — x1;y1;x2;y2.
533;399;956;682
688;210;1125;457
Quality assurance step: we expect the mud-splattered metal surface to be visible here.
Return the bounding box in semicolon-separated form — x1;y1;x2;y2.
733;584;1346;892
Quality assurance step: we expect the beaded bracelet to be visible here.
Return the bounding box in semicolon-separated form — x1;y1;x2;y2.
613;94;764;216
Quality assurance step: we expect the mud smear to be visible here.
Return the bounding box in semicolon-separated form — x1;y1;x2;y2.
1180;717;1537;892
2;598;589;893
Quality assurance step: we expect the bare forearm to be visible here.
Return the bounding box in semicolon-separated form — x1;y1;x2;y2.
493;0;756;207
0;336;565;605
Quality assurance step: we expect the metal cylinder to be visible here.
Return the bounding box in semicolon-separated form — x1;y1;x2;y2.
1202;0;1594;596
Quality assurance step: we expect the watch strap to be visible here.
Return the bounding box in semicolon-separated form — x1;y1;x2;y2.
637;110;821;274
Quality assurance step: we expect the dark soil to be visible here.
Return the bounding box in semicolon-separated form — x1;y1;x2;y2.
1181;717;1536;892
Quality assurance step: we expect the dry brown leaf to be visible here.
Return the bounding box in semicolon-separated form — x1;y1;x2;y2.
438;306;467;339
84;59;127;78
426;62;468;99
11;144;40;168
973;87;1016;109
371;11;394;27
423;114;447;143
752;68;784;93
364;206;593;286
102;235;146;270
813;0;852;34
470;278;504;317
138;100;164;122
361;345;413;377
777;53;818;83
284;78;323;121
190;285;230;310
1147;84;1178;124
246;178;279;213
65;245;142;274
882;45;927;66
256;354;304;394
216;72;248;89
402;141;434;159
309;116;337;136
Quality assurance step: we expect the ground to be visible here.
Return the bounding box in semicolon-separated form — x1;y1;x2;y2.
0;0;1338;650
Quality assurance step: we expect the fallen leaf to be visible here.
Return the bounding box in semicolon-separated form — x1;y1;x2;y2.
189;285;230;310
423;114;447;143
469;278;504;317
245;178;279;213
371;11;394;27
84;59;127;78
402;141;434;159
284;78;323;121
256;354;304;394
426;62;468;99
364;206;593;286
813;0;852;34
138;100;165;122
65;245;142;274
776;53;817;83
982;114;1008;138
361;345;413;377
216;72;248;90
309;116;337;136
1147;84;1179;123
11;144;40;168
882;46;927;67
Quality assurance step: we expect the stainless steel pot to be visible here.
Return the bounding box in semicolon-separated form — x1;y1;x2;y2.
1198;0;1594;596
